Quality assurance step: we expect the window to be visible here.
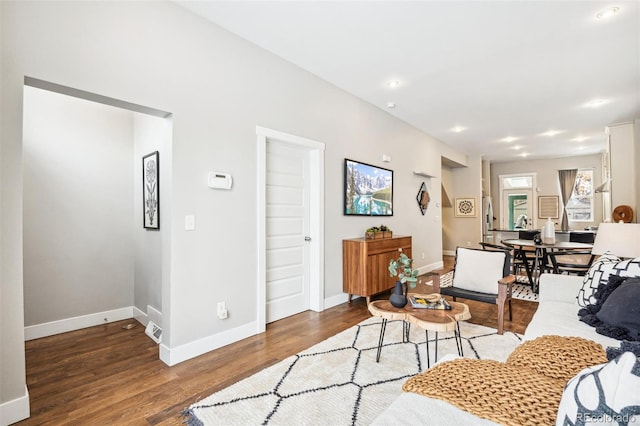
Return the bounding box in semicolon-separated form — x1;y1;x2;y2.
503;176;532;189
566;169;594;222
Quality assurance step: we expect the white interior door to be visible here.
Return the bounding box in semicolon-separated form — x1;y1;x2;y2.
265;141;310;323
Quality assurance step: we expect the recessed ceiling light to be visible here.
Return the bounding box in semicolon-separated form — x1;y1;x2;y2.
540;129;564;137
451;126;467;133
501;136;520;143
511;145;523;150
585;98;607;108
520;152;529;157
572;136;588;142
596;6;619;20
386;80;401;88
386;102;396;109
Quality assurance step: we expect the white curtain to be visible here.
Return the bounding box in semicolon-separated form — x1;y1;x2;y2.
558;169;577;231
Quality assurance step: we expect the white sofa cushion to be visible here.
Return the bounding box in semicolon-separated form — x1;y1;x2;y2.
538;273;585;303
524;300;620;348
529;274;620;348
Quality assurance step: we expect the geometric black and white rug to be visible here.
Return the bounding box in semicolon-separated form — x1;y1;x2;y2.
512;282;539;302
184;317;522;426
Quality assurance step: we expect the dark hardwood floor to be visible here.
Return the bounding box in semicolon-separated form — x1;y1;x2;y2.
17;257;538;425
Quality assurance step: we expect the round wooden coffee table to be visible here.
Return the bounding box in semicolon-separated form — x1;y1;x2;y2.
368;296;471;368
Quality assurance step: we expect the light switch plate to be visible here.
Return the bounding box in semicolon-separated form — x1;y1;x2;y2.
185;215;195;231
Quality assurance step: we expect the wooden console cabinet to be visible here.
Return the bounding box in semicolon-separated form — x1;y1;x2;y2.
342;235;412;303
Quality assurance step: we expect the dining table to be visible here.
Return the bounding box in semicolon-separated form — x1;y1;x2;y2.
501;238;593;293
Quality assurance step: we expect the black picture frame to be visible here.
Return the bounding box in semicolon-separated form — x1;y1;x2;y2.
143;151;160;229
344;158;393;216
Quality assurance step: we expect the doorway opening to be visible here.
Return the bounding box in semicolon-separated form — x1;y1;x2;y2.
499;173;536;230
22;77;172;350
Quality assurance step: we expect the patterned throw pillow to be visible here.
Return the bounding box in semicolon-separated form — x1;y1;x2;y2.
608;257;640;280
555;352;640;425
577;254;621;307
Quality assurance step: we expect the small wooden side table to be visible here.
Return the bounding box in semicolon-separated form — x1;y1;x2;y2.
368;297;471;368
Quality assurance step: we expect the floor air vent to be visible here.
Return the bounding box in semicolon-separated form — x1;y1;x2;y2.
145;321;162;344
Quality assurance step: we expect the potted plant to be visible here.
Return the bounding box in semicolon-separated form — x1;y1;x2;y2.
387;248;419;307
365;225;393;239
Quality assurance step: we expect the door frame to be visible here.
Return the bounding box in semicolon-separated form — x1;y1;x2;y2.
256;126;325;333
498;173;537;230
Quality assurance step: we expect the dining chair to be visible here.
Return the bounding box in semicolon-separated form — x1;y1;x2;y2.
480;241;531;284
545;231;595;276
500;233;537;287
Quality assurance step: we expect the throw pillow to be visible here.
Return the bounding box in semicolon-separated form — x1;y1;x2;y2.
607;341;640;361
579;275;628;317
596;279;640;341
611;256;640;278
555;352;640;426
452;247;507;294
579;277;640;341
577;253;621;307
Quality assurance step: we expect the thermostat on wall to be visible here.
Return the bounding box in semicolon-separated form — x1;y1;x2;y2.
207;172;233;190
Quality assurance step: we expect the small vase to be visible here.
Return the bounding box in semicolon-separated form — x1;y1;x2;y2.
389;281;408;308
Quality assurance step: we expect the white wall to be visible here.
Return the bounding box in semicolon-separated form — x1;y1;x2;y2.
490;154;604;230
441;156;483;254
133;113;167;319
1;1;462;418
441;166;455;254
23;86;135;327
608;122;637;218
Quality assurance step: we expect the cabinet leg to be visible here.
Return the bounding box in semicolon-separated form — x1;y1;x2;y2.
366;296;371;305
348;294;352;304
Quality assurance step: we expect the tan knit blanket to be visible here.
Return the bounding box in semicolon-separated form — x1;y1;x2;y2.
402;336;607;426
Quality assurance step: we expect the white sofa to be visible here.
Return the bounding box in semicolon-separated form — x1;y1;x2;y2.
372;273;620;425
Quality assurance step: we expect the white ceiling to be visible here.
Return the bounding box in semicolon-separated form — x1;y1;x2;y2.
176;1;640;163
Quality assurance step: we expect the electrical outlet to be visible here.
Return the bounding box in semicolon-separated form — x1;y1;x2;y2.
421;252;425;259
217;302;228;319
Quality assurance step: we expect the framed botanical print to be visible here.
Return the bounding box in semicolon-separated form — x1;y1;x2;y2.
454;197;477;217
143;151;160;229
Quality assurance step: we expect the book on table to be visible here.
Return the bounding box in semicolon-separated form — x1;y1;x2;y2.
409;295;452;310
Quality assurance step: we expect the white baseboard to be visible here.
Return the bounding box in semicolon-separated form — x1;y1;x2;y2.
324;292;350;309
443;249;456;256
132;305;162;328
133;306;147;326
0;385;30;426
158;291;368;366
24;307;134;341
147;305;162;326
159;321;257;366
415;260;445;276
